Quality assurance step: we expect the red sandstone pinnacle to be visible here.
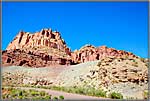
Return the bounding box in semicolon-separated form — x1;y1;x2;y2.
6;29;71;55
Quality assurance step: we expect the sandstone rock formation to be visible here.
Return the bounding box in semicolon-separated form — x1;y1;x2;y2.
2;49;72;67
3;28;73;67
7;29;70;54
2;28;148;100
2;28;140;67
71;44;137;64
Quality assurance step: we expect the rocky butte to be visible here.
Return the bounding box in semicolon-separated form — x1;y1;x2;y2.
2;28;137;67
2;28;72;67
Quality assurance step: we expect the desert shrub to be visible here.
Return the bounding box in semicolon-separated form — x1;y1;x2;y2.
32;96;41;100
132;59;136;62
2;87;52;100
59;95;64;99
132;62;138;67
110;92;123;99
140;58;145;62
144;90;148;99
94;89;106;97
53;96;58;100
45;95;51;99
97;61;101;67
83;87;106;97
18;95;23;99
86;87;95;96
60;86;65;91
76;87;85;94
39;91;46;96
124;56;128;59
20;85;107;98
145;63;148;67
30;90;39;96
18;90;23;96
51;86;62;91
59;86;107;98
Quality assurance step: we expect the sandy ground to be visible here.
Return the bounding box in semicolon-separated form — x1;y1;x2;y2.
2;65;70;82
2;57;148;99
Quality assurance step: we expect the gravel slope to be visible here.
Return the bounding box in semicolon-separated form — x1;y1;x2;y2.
2;57;148;99
55;57;148;99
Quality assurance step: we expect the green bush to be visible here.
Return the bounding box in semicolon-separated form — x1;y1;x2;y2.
110;92;123;99
45;95;51;99
46;86;107;98
14;85;108;99
18;90;23;96
53;96;58;100
51;86;107;98
2;87;52;100
94;89;106;97
140;58;145;62
59;95;64;99
132;59;136;62
31;90;39;96
97;61;101;67
144;90;148;99
39;91;46;96
76;87;84;94
18;95;23;99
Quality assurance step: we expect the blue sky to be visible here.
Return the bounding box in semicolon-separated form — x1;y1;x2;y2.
2;2;148;58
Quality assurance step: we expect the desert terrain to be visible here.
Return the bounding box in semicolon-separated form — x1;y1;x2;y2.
2;28;148;100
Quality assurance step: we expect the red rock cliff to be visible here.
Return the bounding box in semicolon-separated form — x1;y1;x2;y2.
71;44;137;63
2;28;138;67
7;28;71;55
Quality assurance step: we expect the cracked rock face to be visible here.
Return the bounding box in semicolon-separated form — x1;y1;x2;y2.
71;45;137;64
2;49;72;67
2;28;72;67
2;28;141;68
7;29;69;53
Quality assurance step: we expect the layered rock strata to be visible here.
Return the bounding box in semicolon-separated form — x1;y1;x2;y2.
71;44;137;64
2;28;139;67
